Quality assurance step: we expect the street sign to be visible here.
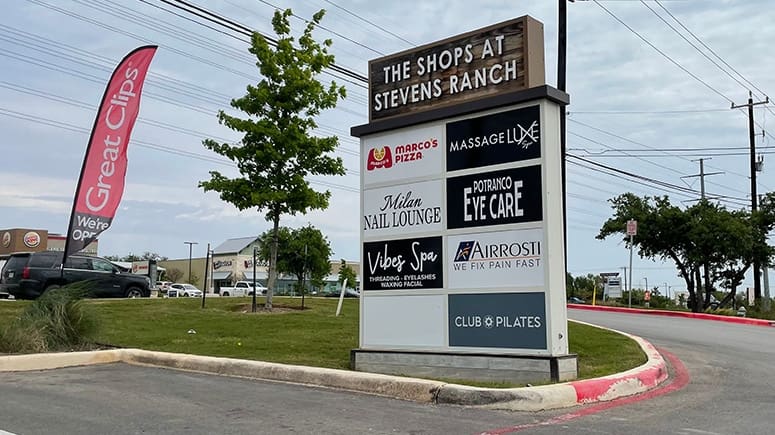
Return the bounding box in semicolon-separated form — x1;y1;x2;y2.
626;219;637;236
599;272;619;277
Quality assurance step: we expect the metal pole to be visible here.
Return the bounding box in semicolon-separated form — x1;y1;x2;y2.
628;234;634;308
184;241;197;284
252;247;257;313
201;243;210;309
558;0;569;284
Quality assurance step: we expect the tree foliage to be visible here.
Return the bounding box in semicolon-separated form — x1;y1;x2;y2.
199;8;345;310
165;267;183;283
104;252;168;262
257;225;333;306
338;259;357;290
598;193;775;312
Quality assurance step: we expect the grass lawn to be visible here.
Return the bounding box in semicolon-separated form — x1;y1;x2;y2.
0;297;645;383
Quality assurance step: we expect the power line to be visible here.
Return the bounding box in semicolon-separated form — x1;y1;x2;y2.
567;154;751;208
640;0;752;96
569;108;730;115
161;0;369;85
254;0;385;56
568;118;757;194
654;0;772;107
320;0;415;46
592;0;735;105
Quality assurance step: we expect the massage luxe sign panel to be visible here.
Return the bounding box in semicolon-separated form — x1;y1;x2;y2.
362;124;444;187
446;105;541;171
446;165;543;229
363;179;443;239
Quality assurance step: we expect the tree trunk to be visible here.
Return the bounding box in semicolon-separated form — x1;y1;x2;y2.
693;268;703;312
266;211;280;311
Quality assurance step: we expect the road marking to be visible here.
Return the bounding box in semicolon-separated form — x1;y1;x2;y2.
678;429;723;435
476;348;690;435
0;430;18;435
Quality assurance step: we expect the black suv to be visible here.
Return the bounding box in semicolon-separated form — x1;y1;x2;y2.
0;251;150;300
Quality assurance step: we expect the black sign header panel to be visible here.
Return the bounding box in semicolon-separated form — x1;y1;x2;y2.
446;105;541;172
447;165;543;229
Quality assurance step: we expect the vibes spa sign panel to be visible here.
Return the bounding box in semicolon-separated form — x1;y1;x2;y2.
363;236;443;290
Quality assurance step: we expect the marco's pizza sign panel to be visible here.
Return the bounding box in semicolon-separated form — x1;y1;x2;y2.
368;15;545;121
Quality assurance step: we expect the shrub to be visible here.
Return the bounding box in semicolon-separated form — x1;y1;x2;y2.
0;283;99;353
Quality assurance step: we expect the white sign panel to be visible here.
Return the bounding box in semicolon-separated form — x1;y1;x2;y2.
447;228;544;289
362;124;444;187
363;179;443;239
362;295;446;348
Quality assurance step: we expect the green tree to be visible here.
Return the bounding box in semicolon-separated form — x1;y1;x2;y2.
338;259;357;290
598;194;775;312
257;225;333;308
199;9;346;310
165;267;183;283
104;252;168;262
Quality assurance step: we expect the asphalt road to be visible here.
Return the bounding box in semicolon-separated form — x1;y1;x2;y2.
1;311;773;434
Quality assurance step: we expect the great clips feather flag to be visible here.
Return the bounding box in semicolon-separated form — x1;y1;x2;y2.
63;46;157;263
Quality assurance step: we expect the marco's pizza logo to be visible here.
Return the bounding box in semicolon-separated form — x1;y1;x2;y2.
367;146;393;171
1;232;10;248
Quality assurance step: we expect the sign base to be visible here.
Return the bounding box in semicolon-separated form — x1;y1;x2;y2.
351;349;578;384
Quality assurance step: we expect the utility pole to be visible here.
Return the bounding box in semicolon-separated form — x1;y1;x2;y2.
183;241;198;285
682;158;723;199
732;92;769;300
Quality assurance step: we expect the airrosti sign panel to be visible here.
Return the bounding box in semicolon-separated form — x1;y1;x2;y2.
368;16;545;121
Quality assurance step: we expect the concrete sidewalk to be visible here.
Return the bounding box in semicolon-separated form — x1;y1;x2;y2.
0;322;669;412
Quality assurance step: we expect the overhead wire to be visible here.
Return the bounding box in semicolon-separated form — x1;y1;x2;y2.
0;106;361;191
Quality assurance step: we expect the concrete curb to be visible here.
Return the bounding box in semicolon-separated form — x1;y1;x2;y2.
121;349;444;403
569;303;775;327
435;321;668;411
0;323;669;411
0;349;122;371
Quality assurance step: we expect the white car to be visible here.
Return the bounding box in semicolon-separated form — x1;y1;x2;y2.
168;283;203;298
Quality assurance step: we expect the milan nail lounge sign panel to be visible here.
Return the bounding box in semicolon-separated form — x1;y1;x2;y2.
353;15;574;383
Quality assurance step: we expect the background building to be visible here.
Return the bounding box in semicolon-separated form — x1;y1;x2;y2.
0;228;98;259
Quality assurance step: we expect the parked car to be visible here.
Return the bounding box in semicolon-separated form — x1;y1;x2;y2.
156;281;172;293
220;281;267;297
0;251;151;300
324;288;361;298
168;283;203;298
568;296;585;304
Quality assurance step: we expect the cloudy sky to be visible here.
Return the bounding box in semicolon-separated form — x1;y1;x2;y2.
2;0;774;295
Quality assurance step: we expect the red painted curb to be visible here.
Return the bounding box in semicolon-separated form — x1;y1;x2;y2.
568;303;775;327
571;360;667;403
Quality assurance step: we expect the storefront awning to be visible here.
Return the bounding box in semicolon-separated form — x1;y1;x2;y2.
212;271;232;281
243;271;268;281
